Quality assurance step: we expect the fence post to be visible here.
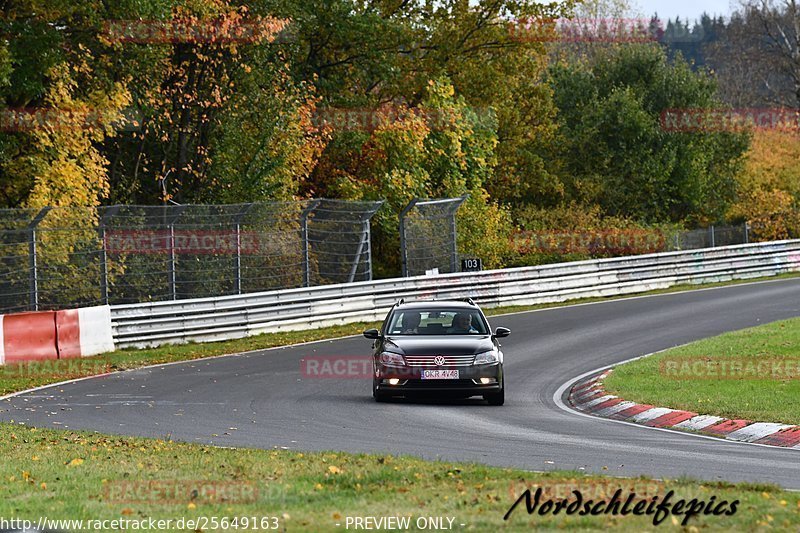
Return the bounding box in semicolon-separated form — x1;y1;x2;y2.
346;208;381;284
744;223;750;244
27;207;52;311
449;195;469;273
300;200;320;287
347;226;367;284
233;203;255;295
399;198;419;277
99;205;121;305
365;219;373;281
709;225;715;248
165;205;187;301
168;224;176;300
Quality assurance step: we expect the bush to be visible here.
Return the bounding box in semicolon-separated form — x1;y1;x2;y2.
507;202;680;267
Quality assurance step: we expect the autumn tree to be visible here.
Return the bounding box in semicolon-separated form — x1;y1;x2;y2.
0;2;131;208
316;78;511;276
98;3;311;204
0;0;322;206
729;129;800;239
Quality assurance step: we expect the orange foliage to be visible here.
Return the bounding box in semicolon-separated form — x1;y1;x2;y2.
730;130;800;240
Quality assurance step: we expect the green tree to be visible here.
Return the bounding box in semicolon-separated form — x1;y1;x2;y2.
319;77;511;275
548;44;749;224
205;53;327;203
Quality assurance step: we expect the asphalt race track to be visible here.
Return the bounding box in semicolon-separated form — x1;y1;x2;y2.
3;278;800;488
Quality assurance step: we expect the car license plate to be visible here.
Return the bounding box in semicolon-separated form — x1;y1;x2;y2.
421;369;459;380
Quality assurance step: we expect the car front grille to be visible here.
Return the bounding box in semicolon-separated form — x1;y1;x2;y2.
400;379;482;389
404;355;476;367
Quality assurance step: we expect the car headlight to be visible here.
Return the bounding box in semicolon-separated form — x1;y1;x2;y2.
379;352;405;366
473;350;499;365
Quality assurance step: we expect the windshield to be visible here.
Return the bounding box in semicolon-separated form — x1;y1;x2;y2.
386;309;489;335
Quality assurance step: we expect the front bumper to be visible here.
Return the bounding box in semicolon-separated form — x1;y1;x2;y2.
375;362;503;395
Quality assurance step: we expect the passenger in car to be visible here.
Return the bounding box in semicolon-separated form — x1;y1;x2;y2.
447;312;479;334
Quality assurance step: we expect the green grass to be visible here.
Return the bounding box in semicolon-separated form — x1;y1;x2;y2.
1;272;798;398
0;423;798;531
604;317;800;425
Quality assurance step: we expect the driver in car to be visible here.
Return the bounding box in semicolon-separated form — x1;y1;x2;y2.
401;311;421;334
447;312;478;334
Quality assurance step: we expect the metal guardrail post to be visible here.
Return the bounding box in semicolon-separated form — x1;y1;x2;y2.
744;223;750;244
399;198;419;277
300;200;321;287
709;225;715;247
99;205;121;305
233;203;255;294
27;207;52;311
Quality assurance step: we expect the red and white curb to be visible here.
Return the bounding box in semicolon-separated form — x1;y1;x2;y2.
569;370;800;449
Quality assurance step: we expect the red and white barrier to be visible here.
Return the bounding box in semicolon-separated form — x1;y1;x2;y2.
0;305;114;365
76;305;115;356
3;311;59;363
56;309;81;359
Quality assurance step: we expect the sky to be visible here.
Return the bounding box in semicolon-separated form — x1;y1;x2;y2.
633;0;736;23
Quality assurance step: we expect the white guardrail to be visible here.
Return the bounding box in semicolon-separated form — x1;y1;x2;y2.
110;240;800;348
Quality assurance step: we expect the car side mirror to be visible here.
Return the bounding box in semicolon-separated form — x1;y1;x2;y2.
493;327;511;338
363;328;382;340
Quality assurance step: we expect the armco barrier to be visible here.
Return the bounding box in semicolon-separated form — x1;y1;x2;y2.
0;305;115;365
110;240;800;348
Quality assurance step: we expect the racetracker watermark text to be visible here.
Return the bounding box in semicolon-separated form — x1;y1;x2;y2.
103;480;264;504
510;229;666;255
0;359;110;379
660;108;800;133
507;17;662;43
660;357;800;380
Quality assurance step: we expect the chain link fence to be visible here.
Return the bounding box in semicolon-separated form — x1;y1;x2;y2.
399;196;469;277
511;223;752;260
0;199;383;314
668;224;750;250
0;197;757;315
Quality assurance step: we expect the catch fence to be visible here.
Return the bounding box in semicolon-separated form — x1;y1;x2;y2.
0;199;383;313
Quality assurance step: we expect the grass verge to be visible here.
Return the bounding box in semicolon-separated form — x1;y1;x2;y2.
2;272;799;398
0;424;798;531
603;317;800;425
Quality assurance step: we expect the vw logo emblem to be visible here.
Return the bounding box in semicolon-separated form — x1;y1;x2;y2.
433;355;446;366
